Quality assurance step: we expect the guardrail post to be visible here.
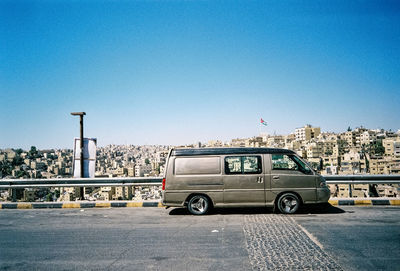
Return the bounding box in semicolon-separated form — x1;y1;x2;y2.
348;184;352;198
12;188;17;202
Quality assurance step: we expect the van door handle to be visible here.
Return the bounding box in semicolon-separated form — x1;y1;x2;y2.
272;176;279;180
257;177;264;183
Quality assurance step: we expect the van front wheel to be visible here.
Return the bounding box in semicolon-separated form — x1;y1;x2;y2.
188;195;210;215
277;193;300;214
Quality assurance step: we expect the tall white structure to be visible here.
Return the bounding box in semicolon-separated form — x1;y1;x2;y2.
73;138;97;178
295;125;321;141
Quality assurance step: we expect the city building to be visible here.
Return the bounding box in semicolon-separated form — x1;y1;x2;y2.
295;125;321;141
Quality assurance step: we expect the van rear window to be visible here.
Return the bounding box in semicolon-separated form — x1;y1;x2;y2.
175;157;221;175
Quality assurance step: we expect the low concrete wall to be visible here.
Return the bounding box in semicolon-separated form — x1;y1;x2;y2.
0;201;164;209
328;198;400;206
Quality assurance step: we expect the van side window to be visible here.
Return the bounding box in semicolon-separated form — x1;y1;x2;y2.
271;154;312;174
225;157;242;173
225;156;262;174
271;154;298;170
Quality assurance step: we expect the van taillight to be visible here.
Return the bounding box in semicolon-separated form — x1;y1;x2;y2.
162;178;166;190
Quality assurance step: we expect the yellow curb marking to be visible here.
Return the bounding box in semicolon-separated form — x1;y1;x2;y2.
390;200;400;206
62;203;81;208
17;203;32;209
95;202;111;208
328;200;338;205
354;200;372;206
157;202;164;208
126;202;143;207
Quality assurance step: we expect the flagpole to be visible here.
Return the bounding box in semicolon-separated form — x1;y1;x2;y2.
260;118;268;137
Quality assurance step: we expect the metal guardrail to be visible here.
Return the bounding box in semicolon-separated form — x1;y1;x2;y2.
0;177;163;189
322;175;400;197
324;175;400;184
1;175;400;189
1;175;399;202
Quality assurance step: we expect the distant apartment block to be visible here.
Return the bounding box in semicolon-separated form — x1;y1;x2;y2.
295;125;321;141
383;138;400;157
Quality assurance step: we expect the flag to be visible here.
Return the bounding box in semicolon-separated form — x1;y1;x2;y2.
260;118;267;126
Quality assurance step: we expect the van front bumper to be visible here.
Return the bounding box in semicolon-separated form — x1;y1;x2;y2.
316;187;331;203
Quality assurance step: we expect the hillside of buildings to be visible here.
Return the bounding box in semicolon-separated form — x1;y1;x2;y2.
1;125;399;201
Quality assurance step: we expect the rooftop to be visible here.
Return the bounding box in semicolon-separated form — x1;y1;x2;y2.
171;147;295;156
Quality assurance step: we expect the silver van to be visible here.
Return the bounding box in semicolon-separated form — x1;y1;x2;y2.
162;148;330;215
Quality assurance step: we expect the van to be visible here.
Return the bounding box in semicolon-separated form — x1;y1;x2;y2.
162;148;330;215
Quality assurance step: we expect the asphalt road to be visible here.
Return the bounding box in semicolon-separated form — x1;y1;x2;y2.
0;205;399;271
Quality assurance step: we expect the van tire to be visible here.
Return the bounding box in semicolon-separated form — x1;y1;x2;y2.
187;195;210;215
277;193;300;214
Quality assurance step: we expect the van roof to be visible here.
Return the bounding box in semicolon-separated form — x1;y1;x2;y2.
171;147;295;156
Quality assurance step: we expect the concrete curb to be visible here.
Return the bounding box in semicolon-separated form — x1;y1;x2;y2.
0;201;164;209
1;199;399;209
328;199;400;206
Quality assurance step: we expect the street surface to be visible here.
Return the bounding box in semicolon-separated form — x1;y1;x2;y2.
0;205;399;270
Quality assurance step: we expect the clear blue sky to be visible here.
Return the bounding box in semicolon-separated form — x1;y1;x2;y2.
1;0;399;149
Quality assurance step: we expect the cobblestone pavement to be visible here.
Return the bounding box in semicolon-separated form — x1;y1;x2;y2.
243;214;342;271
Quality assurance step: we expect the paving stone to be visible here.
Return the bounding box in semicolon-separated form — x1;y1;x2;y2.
243;214;342;271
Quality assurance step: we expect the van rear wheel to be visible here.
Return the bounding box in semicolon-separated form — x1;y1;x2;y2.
277;193;300;214
188;195;210;215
